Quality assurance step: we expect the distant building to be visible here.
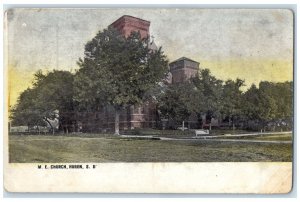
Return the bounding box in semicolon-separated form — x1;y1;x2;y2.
169;57;199;83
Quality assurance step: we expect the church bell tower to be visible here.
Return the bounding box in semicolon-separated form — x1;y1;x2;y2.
109;15;150;39
169;57;200;84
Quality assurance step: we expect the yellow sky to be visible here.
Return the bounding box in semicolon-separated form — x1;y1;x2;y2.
200;59;293;90
8;68;34;108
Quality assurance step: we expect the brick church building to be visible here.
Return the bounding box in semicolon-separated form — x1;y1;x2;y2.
79;15;201;132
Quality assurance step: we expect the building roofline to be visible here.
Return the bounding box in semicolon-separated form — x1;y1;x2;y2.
110;15;151;26
169;57;200;64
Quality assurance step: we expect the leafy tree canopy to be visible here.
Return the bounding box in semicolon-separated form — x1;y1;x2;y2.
191;69;223;117
10;70;74;132
74;27;169;134
242;81;293;129
158;82;198;125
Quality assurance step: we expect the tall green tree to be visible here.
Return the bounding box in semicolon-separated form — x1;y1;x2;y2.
243;84;276;130
259;81;293;121
242;84;260;122
157;82;199;129
10;70;75;133
191;69;223;129
74;27;168;135
221;78;245;129
10;87;46;129
242;81;292;131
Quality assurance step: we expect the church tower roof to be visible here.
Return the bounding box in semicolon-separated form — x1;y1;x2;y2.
109;15;150;39
170;57;200;65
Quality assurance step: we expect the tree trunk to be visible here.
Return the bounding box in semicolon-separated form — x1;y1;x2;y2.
182;121;185;131
8;122;11;133
114;108;120;135
209;123;212;131
44;118;54;135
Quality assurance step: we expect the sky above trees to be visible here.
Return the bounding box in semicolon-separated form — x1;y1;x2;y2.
7;8;293;107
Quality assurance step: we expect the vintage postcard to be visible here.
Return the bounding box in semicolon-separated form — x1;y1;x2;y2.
4;8;293;193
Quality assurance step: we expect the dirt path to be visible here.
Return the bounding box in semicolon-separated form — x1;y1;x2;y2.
120;135;292;144
194;131;292;139
159;137;292;144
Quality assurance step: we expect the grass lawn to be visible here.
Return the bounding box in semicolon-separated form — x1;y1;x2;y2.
9;134;292;163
